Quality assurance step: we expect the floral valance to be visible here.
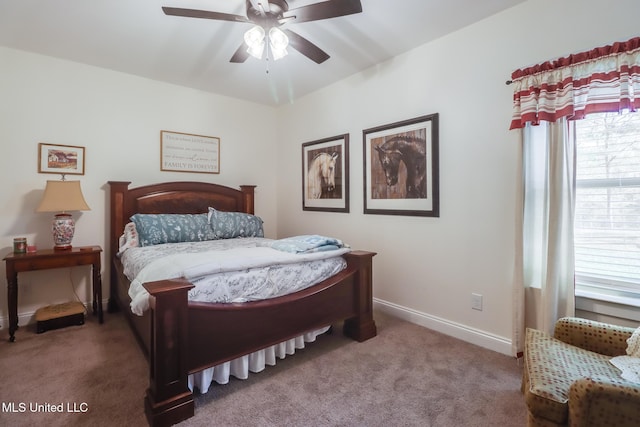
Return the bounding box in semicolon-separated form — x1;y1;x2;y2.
510;37;640;130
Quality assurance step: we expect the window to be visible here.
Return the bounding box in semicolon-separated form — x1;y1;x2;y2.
574;112;640;297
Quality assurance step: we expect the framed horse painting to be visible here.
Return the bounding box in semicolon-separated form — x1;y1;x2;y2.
302;134;349;213
363;114;439;217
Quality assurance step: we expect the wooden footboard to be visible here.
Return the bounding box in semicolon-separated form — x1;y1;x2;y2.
142;251;376;426
107;181;377;426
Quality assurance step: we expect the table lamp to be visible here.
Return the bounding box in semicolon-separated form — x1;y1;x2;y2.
36;179;91;250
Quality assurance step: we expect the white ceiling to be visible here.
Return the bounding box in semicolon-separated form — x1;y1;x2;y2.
0;0;524;105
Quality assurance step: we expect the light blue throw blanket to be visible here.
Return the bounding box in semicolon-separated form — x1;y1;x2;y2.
270;235;347;254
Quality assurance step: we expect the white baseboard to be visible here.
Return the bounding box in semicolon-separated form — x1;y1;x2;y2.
3;298;514;356
373;298;514;356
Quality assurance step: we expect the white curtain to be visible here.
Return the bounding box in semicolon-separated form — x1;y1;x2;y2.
509;36;640;355
513;119;576;355
512;135;525;357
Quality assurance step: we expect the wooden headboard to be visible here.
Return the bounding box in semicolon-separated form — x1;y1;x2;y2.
107;181;256;307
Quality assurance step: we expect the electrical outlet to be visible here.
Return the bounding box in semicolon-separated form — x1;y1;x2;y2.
471;293;483;311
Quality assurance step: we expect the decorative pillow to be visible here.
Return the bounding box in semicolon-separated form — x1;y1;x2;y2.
117;222;139;255
627;326;640;357
208;207;264;239
130;213;217;246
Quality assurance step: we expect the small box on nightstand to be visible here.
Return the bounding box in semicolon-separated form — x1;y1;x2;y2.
35;302;85;333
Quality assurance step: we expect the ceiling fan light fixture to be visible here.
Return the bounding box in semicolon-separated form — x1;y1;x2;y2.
270;44;288;60
247;41;265;59
268;27;289;60
244;25;266;59
163;0;364;64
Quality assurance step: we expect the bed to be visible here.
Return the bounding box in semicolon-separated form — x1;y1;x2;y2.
107;181;377;426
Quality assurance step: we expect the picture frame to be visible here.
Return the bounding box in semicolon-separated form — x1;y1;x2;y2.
38;143;85;175
363;113;439;217
160;130;220;174
302;134;349;213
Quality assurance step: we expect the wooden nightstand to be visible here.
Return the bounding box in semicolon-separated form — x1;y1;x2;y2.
3;245;103;342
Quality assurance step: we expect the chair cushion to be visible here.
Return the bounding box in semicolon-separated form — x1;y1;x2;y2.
523;328;621;424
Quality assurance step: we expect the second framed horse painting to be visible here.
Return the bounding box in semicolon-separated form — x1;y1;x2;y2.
363;113;439;217
302;134;349;213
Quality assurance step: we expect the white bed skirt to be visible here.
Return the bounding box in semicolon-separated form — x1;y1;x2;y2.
188;326;331;394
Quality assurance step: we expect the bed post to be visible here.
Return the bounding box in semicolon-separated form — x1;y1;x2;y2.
143;279;195;427
343;251;377;342
240;185;256;214
107;181;131;312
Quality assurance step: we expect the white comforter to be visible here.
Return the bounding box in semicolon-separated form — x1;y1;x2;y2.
121;237;350;315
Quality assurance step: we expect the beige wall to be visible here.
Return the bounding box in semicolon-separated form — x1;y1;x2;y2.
274;0;640;354
1;0;638;352
0;48;278;324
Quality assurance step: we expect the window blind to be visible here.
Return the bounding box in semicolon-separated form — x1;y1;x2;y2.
575;112;640;292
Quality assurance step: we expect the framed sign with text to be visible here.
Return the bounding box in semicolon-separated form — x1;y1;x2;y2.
160;130;220;174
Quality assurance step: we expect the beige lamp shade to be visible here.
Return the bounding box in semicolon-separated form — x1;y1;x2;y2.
37;180;90;250
36;180;91;213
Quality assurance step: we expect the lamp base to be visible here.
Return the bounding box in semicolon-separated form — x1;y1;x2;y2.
52;213;75;250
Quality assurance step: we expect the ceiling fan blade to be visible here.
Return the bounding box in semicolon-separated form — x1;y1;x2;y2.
283;29;329;64
282;0;362;24
230;42;250;63
162;7;250;23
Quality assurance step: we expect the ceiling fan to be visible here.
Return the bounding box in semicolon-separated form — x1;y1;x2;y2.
162;0;363;64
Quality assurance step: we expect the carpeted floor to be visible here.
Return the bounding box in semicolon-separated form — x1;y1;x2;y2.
0;310;526;426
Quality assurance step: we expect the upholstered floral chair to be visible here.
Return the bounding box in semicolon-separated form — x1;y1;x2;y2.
522;317;640;426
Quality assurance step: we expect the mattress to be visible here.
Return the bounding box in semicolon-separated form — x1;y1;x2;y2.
119;237;350;315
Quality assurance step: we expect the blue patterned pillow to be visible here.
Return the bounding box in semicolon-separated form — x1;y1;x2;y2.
130;213;217;246
208;207;264;239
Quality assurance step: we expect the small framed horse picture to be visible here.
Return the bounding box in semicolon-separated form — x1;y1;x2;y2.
363;113;439;217
302;134;349;213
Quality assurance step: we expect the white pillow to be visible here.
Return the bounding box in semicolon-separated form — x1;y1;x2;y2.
117;222;139;255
